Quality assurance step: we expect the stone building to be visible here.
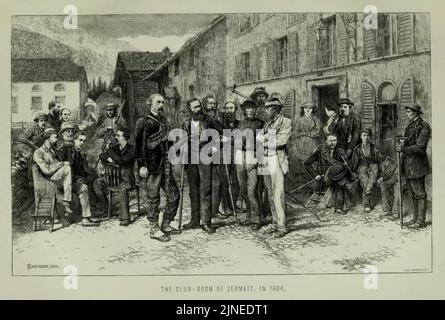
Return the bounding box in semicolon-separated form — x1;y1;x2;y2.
143;15;226;128
225;13;431;186
113;51;166;131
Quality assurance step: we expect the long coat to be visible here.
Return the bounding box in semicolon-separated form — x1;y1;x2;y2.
402;116;431;179
333;113;361;155
263;113;292;175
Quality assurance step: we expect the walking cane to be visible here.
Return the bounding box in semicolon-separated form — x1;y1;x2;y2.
177;162;185;231
222;147;237;220
396;137;406;229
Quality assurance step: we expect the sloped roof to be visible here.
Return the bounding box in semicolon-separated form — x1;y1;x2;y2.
12;58;86;83
117;51;165;72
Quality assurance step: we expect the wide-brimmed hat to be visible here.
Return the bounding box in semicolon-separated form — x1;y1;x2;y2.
240;99;257;109
43;128;58;139
264;97;284;109
337;98;354;107
325;163;348;182
404;103;423;114
250;87;269;100
300;102;316;109
105;103;118;110
59;121;75;134
33;111;47;122
360;128;373;137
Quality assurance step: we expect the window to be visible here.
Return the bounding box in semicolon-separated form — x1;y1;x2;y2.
188;48;195;69
241;52;251;82
54;83;65;91
287;13;306;26
239;14;259;33
376;14;391;57
12;96;18;113
174;58;180;76
31;84;42;92
55;96;65;105
31;96;42;110
275;36;288;76
317;16;336;68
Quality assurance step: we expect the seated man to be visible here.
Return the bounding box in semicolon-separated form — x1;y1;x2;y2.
59;131;100;227
351;128;385;213
304;134;357;214
33;128;73;217
93;127;136;226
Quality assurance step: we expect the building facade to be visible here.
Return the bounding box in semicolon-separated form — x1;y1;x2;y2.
225;13;431;185
145;15;226;128
11;58;88;125
113;51;167;131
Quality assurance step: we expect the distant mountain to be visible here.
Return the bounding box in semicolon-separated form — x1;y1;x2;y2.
12;16;140;82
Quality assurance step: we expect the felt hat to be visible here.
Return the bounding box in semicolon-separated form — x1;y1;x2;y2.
59;121;75;134
337;98;354;107
325;163;348;182
33;111;48;122
43;128;58;139
264;97;284;109
250;87;269;100
240;99;257;109
404;103;423;114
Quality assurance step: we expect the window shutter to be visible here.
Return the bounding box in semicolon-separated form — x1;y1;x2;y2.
363;28;377;59
250;46;260;81
306;22;316;70
252;14;260;27
337;15;349;65
283;89;295;120
266;41;274;78
397;13;414;53
234;53;243;84
288;32;298;74
361;80;375;130
399;76;414;127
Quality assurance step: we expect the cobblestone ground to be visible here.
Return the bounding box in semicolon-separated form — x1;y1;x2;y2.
12;171;431;275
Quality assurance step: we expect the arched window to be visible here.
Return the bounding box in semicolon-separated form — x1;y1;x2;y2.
31;84;42;92
54;83;65;91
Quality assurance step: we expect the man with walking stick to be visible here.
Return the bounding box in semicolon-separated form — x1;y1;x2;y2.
396;104;431;229
134;94;180;242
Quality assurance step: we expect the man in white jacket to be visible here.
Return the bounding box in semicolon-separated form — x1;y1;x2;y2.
257;97;292;238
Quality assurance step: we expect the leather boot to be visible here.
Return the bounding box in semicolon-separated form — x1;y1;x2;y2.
405;199;419;226
149;222;171;242
161;219;181;235
416;198;427;227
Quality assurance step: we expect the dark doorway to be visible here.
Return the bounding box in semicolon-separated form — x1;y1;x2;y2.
376;103;398;156
312;84;340;126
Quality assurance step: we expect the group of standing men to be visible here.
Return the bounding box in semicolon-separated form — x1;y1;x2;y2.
25;84;431;241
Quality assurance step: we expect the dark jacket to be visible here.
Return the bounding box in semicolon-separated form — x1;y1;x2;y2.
59;145;91;183
351;142;385;171
99;143;136;185
304;144;346;178
237;118;264;152
47;112;62;132
134;112;171;174
23;124;46;148
333;113;361;155
182;113;225;155
402;116;431;179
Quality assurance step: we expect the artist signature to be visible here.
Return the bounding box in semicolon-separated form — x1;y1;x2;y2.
26;263;61;270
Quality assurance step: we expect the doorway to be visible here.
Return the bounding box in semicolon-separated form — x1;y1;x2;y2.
376;103;398;156
312;84;340;125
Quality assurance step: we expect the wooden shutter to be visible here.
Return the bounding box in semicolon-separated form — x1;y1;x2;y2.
361;80;375;130
337;14;349;65
306;22;317;70
250;46;260;81
266;41;275;78
397;13;414;53
288;32;298;74
252;14;260;27
399;76;414;127
363;24;377;59
283;89;295;120
234;53;243;83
